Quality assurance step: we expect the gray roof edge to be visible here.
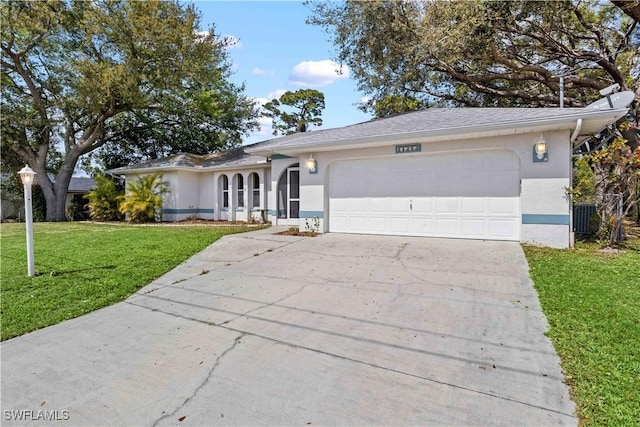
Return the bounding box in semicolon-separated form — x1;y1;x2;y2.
199;162;271;172
247;107;629;155
110;161;270;175
109;165;197;175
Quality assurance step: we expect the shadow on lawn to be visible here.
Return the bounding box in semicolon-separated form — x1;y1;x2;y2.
38;265;117;277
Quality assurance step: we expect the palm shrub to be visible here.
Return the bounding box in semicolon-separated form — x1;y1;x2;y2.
118;173;169;223
86;175;124;221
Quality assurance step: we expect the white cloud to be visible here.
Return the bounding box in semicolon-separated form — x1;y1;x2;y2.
253;97;270;106
289;60;349;87
251;89;287;108
256;116;274;136
252;67;275;78
267;89;287;100
360;96;372;105
249;98;276;137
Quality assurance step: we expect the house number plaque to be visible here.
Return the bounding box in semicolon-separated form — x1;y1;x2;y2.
395;144;422;154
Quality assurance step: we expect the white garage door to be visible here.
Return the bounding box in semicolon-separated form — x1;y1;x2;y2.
328;149;521;241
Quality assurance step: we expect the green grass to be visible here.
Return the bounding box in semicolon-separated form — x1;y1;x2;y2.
523;240;640;426
0;222;263;341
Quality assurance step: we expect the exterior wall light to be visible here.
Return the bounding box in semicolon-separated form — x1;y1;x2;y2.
306;154;318;174
18;165;37;276
533;136;548;163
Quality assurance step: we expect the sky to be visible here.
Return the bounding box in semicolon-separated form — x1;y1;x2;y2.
193;0;371;144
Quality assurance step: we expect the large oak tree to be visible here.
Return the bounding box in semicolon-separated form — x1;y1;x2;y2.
1;0;258;221
308;0;639;116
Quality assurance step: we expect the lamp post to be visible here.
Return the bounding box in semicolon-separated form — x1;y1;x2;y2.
18;165;36;276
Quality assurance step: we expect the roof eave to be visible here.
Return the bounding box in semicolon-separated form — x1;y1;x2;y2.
197;161;271;172
248;108;628;156
110;161;270;176
109;165;197;175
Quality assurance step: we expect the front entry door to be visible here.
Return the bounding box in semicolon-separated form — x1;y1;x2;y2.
288;167;300;219
277;164;300;221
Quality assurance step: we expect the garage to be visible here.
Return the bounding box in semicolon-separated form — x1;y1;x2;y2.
328;149;521;241
241;105;630;248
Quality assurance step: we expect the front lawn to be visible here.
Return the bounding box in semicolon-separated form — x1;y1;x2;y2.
0;222;263;341
524;240;640;426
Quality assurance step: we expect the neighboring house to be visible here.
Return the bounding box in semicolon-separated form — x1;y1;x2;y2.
64;176;97;208
1;174;96;220
110;104;629;248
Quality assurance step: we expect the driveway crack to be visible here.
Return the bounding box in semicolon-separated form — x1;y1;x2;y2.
151;333;245;427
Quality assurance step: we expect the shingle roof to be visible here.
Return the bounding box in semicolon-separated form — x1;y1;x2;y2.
68;177;96;193
108;105;628;173
44;173;96;193
246;107;622;153
3;172;95;193
108;144;268;174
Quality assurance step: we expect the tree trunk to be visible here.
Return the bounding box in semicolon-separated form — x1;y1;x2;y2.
32;152;80;222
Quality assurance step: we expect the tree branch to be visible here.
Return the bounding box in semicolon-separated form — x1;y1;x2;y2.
611;0;640;23
573;5;610;61
2;48;49;124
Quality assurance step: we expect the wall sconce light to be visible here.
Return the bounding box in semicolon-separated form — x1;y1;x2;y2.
306;154;318;174
533;136;548;163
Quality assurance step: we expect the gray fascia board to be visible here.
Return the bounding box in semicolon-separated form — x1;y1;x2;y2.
198;162;271;172
248;108;628;156
111;166;196;175
112;162;270;175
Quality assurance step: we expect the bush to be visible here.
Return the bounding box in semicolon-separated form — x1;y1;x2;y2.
85;175;124;221
572;157;596;204
118;173;169;223
66;194;90;221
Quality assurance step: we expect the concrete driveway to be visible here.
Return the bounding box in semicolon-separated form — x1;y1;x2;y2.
1;228;576;426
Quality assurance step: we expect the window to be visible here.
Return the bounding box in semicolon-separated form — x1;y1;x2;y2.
251;173;260;208
222;175;229;208
237;174;244;208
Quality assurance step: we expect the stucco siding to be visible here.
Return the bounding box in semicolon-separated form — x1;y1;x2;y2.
198;172;216;220
297;129;571;247
161;171;199;221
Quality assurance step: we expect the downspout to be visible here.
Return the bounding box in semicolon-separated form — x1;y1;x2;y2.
569;118;583;248
106;171;125;181
570;118;583;144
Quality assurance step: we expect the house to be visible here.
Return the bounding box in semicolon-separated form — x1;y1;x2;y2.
1;174;96;220
110;103;630;248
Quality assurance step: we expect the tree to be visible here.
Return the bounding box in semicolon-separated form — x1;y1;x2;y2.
611;0;640;23
571;157;596;204
308;0;639;117
263;89;325;135
118;173;168;223
364;94;426;119
590;135;640;245
92;84;258;171
1;0;258;221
